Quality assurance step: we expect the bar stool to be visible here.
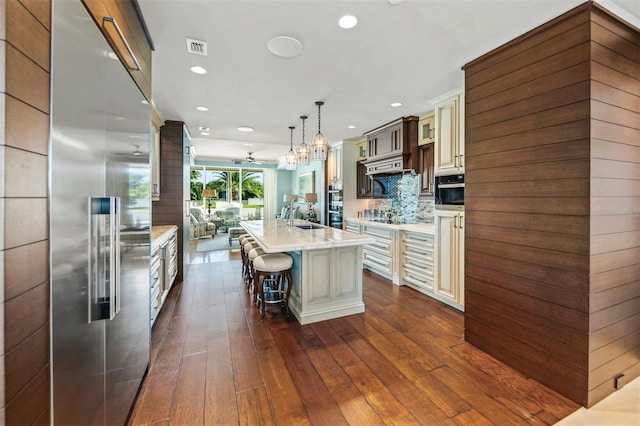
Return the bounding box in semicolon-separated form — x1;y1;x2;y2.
239;236;254;272
242;241;260;287
246;247;265;294
253;253;293;320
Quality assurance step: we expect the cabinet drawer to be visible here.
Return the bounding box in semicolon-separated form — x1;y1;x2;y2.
363;252;392;274
345;222;360;234
402;260;434;277
403;274;434;292
402;244;434;262
403;232;433;246
363;225;392;239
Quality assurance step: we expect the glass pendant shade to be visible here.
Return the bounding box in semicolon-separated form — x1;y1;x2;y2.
311;101;328;160
285;126;297;170
297;115;310;166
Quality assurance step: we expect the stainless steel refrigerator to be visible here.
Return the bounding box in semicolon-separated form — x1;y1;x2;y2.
50;1;150;424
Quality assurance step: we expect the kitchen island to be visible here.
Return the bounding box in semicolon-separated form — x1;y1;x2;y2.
241;219;374;324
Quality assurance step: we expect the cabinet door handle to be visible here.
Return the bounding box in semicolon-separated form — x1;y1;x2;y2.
102;17;141;71
453;216;458;229
459;154;464;167
459;215;464;229
454;155;459;167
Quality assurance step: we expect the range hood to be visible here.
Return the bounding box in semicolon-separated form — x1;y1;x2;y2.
362;115;418;175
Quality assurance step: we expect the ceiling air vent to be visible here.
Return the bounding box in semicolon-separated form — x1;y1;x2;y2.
186;38;207;56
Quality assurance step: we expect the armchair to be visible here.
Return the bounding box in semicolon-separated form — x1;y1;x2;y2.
189;212;216;239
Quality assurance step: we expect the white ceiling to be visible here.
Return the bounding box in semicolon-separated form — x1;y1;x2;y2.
138;0;639;165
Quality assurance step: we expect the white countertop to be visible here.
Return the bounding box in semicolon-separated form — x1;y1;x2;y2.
241;219;375;253
345;218;435;234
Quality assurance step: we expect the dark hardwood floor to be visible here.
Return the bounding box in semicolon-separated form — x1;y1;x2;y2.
129;248;580;425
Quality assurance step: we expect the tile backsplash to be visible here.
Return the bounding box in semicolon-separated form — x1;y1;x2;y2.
367;198;434;223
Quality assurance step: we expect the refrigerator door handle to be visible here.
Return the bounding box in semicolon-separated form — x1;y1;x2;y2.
88;197;120;322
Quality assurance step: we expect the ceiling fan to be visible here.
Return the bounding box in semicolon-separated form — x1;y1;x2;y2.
233;152;263;165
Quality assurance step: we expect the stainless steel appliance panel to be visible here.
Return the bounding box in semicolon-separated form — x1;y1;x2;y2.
51;1;150;424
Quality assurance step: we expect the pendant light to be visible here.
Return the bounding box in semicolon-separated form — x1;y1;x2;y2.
285;126;297;170
297;115;311;166
311;101;328;160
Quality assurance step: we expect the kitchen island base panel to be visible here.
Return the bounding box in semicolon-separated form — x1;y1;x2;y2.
289;302;365;326
288;246;365;325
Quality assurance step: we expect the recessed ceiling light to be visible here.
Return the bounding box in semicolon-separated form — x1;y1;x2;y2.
389;0;403;4
243;143;254;146
338;15;358;29
190;65;207;74
267;36;303;58
107;52;118;61
390;102;402;107
347;125;357;129
237;126;254;132
141;100;149;105
201;132;210;136
196;106;209;111
198;126;210;131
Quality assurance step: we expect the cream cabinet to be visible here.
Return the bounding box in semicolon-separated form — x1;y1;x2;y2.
150;225;178;326
400;231;435;295
432;87;464;174
434;210;464;310
361;224;399;284
418;112;435;146
344;219;361;234
328;143;343;183
150;106;163;201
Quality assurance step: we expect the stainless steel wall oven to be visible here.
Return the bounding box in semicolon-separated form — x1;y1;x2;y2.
434;174;464;210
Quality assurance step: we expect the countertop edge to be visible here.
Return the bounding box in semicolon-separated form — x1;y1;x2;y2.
345;218;435;234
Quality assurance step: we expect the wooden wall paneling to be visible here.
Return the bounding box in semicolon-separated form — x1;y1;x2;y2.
468;102;591;142
20;0;52;29
467;81;591;131
466;35;591;102
3;240;48;300
465;262;589;311
465;10;591;89
465;321;588;404
5;44;49;113
462;2;636;407
466;61;591;117
3;146;47;197
467;141;590;171
590;264;640;294
466;121;590;158
1;0;52;422
4;96;49;155
466;210;590;235
5;366;50;426
4;282;49;353
4;325;49;403
463;3;591;76
5;0;50;70
153;120;187;282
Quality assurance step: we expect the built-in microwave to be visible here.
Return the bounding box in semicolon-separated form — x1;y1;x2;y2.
434;174;464;210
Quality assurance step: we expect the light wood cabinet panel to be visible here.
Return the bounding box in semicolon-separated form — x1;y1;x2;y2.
434;210;464;310
433;88;464;174
418;112;435;146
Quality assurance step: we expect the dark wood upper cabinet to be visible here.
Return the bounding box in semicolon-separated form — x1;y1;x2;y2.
356;160;372;198
417;143;434;196
363;116;419;175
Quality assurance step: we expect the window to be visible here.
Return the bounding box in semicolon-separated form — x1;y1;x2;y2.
190;166;264;220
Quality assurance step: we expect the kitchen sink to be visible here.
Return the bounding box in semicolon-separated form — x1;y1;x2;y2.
295;224;322;230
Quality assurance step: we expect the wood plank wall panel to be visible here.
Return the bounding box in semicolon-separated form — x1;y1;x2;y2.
586;7;640;407
463;2;640;407
152;120;187;282
1;0;51;423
